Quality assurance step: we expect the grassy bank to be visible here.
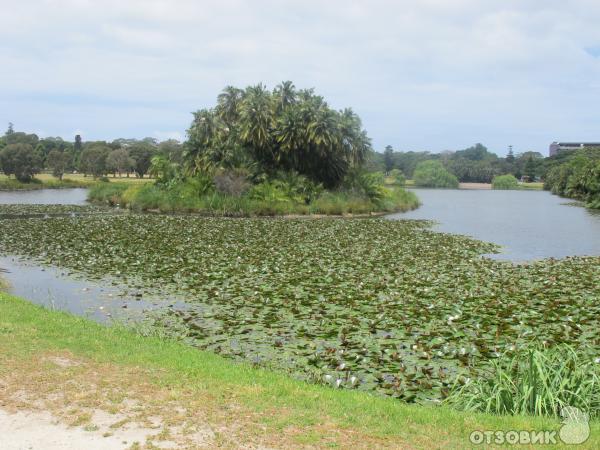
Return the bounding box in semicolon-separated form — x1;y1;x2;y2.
1;292;594;448
0;176;93;190
88;182;419;216
0;173;153;191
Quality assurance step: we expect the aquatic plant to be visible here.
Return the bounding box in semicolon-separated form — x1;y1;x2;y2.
0;212;598;404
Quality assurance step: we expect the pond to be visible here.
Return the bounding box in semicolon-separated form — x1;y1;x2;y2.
388;188;600;261
0;188;599;402
0;188;89;205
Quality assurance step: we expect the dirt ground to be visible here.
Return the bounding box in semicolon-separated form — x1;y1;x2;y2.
458;182;491;190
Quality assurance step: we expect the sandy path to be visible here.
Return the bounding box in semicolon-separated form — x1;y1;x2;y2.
458;182;491;190
0;409;149;450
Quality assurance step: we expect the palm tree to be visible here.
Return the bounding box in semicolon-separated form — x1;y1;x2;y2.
239;84;274;164
273;81;297;113
216;86;243;126
184;109;221;174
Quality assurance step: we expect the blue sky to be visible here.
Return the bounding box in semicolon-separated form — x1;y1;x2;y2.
2;0;600;156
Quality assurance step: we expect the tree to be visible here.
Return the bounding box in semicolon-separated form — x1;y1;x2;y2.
149;154;178;184
106;148;134;177
413;160;459;188
185;82;372;188
79;145;109;178
0;143;41;182
46;149;69;180
4;131;39;147
6;122;14;136
158;139;183;164
383;145;394;173
506;148;515;164
74;134;82;152
129;143;156;178
524;156;537;181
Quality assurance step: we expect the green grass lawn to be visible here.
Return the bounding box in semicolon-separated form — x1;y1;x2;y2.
0;292;596;448
0;173;153;190
518;181;545;190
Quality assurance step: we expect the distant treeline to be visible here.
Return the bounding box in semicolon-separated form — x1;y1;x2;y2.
0;123;182;182
368;143;547;183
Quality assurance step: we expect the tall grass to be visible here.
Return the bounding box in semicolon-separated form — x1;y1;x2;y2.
446;344;600;418
89;180;419;216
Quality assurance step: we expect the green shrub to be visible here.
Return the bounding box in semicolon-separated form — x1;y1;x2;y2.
445;344;600;418
88;183;129;205
413;160;459;188
248;180;292;203
492;174;519;190
88;174;419;216
389;169;406;186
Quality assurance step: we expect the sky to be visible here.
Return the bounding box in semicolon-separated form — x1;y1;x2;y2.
2;0;600;156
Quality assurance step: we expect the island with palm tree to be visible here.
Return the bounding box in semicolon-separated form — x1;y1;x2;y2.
89;81;419;215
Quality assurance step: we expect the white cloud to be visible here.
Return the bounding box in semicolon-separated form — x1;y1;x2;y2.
1;0;600;153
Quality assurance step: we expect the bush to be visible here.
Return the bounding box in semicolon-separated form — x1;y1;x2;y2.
248;180;292;203
342;170;387;201
388;169;406;186
445;344;600;418
88;183;129;206
213;169;251;196
492;174;519;190
413;160;459;188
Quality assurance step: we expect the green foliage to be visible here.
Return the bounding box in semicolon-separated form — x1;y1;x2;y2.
106;148;134;177
129;142;157;178
0;143;41;182
185;82;371;188
88;182;129;205
149;154;179;185
79;144;110;178
46;149;70;180
383;145;394;173
413;160;459;188
248;180;293;203
544;149;600;208
342;170;387;201
492;174;519;190
89;175;417;216
389;169;406;186
446;345;600;418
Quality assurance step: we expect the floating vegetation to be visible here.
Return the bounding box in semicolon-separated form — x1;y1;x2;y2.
0;204;123;219
0;212;599;403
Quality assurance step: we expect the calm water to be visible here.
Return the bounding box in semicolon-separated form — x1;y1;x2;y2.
0;254;187;324
388;189;600;261
0;188;88;205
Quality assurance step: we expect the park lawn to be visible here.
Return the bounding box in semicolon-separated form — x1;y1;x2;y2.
0;292;597;448
518;181;544;190
0;173;153;190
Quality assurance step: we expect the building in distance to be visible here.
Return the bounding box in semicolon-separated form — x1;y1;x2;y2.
549;142;600;157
